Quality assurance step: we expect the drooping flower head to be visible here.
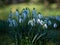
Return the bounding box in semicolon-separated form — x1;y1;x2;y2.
43;23;48;29
37;19;44;26
40;20;44;25
37;19;41;24
9;10;12;18
53;23;57;28
28;19;36;27
32;18;36;23
18;15;23;23
37;12;43;19
16;9;19;16
32;8;37;18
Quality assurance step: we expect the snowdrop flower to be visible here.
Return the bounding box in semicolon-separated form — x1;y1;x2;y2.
37;19;44;25
47;20;52;25
53;23;57;28
18;16;23;23
43;24;48;29
28;20;35;26
16;9;19;17
32;8;37;18
32;18;36;23
38;14;43;19
9;11;12;18
22;13;27;20
40;20;44;25
12;19;17;27
37;13;43;19
8;18;13;27
55;16;60;21
19;18;23;23
28;20;33;26
26;8;29;15
32;8;36;15
37;19;40;24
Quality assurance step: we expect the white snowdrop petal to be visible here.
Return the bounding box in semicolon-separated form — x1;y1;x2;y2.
40;20;44;25
19;19;22;23
44;24;48;29
37;19;40;24
28;20;35;26
53;23;57;28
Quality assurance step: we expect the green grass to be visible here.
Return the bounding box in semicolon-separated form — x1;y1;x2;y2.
0;3;60;20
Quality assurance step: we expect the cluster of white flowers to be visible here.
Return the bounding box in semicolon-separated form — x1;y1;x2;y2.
32;18;36;23
27;15;58;29
25;8;29;15
7;8;58;29
28;20;34;26
40;20;44;25
37;19;44;25
36;18;48;29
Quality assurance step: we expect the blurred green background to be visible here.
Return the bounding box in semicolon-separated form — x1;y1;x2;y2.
0;0;60;20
